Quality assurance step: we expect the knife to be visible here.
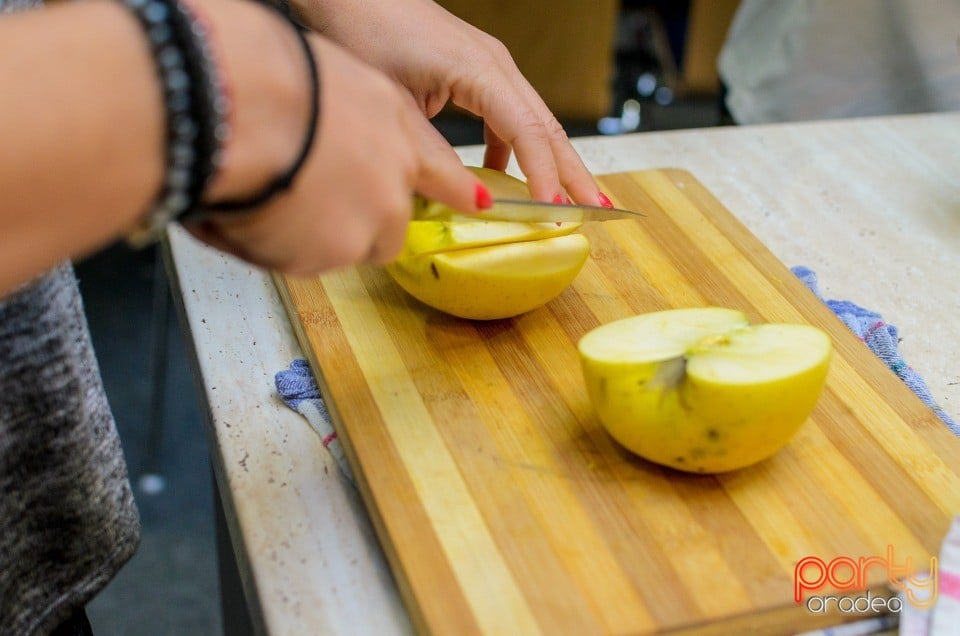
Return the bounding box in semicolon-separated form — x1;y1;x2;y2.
412;194;645;224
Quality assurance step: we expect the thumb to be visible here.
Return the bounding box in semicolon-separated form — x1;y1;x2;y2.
410;114;491;214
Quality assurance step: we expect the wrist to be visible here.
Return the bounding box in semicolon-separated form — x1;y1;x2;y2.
197;0;311;205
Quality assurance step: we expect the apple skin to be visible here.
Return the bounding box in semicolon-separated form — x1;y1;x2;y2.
579;309;832;473
387;233;589;320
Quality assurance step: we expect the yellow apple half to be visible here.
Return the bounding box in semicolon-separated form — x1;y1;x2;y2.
578;307;832;473
386;168;590;320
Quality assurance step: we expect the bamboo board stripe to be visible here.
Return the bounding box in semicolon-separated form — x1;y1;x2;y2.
275;169;960;635
323;267;541;635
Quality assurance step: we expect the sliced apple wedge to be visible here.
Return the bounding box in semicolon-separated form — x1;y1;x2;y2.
402;218;582;258
388;233;589;320
411;167;581;250
578;307;832;473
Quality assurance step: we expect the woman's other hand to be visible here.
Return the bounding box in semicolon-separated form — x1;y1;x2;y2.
293;0;606;206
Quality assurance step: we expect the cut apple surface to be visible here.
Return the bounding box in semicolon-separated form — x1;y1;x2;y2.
401;218;582;258
578;307;832;473
387;167;590;320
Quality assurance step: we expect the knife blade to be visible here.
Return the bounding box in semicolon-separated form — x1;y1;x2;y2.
412;195;645;224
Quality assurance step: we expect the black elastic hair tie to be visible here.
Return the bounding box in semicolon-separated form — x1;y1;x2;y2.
204;3;320;213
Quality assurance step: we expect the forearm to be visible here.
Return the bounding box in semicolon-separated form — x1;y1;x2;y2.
0;0;162;293
0;0;305;295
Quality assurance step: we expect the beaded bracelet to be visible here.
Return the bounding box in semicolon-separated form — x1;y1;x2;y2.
125;0;320;244
123;0;230;247
203;2;320;213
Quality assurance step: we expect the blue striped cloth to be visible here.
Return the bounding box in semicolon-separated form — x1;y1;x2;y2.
791;266;957;434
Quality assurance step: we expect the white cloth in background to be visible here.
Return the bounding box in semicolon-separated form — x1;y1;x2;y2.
718;0;960;124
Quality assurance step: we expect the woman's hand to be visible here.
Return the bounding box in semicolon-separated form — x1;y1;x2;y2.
188;0;488;273
0;0;591;292
292;0;607;205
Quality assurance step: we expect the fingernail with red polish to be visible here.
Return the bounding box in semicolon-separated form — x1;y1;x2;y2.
475;183;492;209
552;194;565;204
564;196;573;205
598;192;614;208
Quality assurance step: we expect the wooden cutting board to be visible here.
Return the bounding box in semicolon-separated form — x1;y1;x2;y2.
274;169;960;635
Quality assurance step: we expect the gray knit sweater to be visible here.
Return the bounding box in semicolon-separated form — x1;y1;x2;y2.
3;2;142;631
0;263;141;635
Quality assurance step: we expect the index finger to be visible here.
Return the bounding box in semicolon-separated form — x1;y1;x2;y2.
490;102;563;203
450;58;601;205
450;75;562;202
500;68;604;205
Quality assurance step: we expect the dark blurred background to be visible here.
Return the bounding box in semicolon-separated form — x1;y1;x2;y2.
78;1;737;633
